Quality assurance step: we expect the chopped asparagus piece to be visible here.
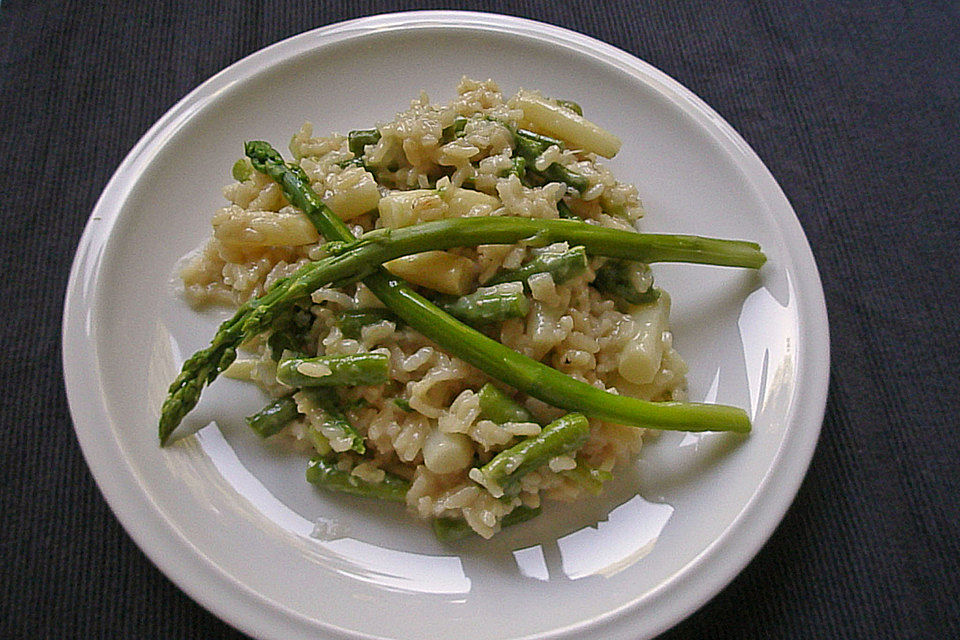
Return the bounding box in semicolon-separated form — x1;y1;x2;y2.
347;128;381;157
562;458;614;496
245;395;299;438
477;383;535;425
470;413;591;497
438;283;529;325
306;457;408;502
486;246;588;287
276;352;389;388
594;260;661;307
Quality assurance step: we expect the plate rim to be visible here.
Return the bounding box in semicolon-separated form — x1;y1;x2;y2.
62;10;830;640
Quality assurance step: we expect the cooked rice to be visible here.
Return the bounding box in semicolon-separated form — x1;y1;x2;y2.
180;78;686;538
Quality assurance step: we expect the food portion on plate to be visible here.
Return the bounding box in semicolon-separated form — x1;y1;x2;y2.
161;78;765;539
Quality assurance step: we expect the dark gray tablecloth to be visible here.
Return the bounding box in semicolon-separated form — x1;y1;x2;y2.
2;1;957;638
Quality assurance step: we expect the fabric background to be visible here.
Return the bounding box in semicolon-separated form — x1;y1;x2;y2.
1;1;957;638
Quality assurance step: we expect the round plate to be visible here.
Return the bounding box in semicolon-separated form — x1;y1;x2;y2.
62;11;829;640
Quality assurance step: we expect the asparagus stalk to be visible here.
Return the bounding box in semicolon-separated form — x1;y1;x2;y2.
438;283;529;325
340;218;767;269
245;395;299;438
276;352;389;388
166;143;758;444
159;295;268;444
470;413;591;497
432;505;542;541
306;457;408;502
513;128;564;157
245;142;755;436
477;383;535;424
159;212;763;442
485;246;588;287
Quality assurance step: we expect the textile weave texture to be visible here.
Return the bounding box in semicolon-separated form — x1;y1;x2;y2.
1;1;957;638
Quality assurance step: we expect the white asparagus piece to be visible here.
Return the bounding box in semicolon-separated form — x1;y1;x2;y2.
513;91;621;158
617;292;671;385
323;167;381;220
378;189;446;228
385;251;476;295
443;186;501;218
379;186;502;228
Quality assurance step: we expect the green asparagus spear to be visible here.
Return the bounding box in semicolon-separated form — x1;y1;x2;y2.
339;218;767;268
299;388;365;454
470;413;591;497
160;212;763;442
245;142;755;436
437;283;529;325
245;395;300;438
485;246;588;287
276;352;389;388
238;216;768;349
200;143;759;449
306;457;408;502
159;298;259;443
432;505;543;541
513;128;564;156
477;383;535;424
160;143;765;444
593;260;661;307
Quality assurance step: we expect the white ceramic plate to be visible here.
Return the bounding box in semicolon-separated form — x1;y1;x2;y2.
62;11;828;640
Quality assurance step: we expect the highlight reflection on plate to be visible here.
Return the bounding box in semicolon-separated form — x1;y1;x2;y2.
62;11;828;640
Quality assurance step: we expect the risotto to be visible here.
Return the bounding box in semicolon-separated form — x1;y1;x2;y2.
169;78;762;539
